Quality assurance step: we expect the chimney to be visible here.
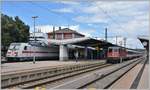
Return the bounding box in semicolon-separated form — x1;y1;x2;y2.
59;27;61;30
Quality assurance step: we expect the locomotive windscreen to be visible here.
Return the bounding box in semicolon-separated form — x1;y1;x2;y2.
9;43;21;50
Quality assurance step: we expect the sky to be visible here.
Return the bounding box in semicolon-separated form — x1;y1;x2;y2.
2;0;149;49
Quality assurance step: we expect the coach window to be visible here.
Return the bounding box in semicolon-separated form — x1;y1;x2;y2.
114;48;118;52
24;46;27;50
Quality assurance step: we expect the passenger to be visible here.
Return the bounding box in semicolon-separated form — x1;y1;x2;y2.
75;51;79;62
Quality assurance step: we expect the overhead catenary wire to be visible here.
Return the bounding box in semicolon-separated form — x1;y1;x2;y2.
97;5;126;31
95;3;134;39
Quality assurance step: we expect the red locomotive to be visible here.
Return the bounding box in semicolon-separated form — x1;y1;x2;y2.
107;46;142;63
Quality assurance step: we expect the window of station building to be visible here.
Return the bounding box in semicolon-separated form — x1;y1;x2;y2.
57;33;62;40
64;33;72;39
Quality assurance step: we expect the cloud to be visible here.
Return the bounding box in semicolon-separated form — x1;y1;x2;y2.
76;29;96;37
76;1;149;38
125;38;144;49
108;37;124;45
73;1;149;23
87;23;93;26
73;14;109;23
109;11;149;37
108;37;144;49
82;1;148;15
61;25;80;30
30;25;53;33
52;8;74;13
54;0;80;5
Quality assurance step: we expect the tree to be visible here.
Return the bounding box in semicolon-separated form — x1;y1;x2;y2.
15;16;29;42
1;14;30;56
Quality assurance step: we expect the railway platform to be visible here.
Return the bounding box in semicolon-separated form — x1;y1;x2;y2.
137;59;149;89
109;57;149;89
1;60;105;74
1;59;106;88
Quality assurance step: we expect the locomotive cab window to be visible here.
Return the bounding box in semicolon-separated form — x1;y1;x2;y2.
109;48;112;52
114;48;118;52
24;46;27;50
9;45;15;50
15;45;20;50
9;45;20;50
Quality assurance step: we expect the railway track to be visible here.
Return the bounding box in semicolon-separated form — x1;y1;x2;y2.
51;56;145;89
2;61;111;89
81;57;146;89
3;56;145;89
20;63;111;89
108;56;148;89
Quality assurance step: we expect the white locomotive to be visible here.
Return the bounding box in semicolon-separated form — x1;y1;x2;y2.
6;43;59;61
6;32;59;61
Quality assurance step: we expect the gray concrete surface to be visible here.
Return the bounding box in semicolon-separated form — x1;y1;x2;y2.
1;60;105;73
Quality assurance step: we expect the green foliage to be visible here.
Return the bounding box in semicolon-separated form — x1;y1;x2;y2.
1;14;30;56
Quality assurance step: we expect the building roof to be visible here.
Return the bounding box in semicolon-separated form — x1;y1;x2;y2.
47;28;85;36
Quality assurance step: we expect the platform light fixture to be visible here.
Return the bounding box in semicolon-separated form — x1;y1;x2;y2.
32;16;38;64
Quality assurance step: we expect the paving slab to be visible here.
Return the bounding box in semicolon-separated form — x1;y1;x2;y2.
109;62;143;89
109;58;149;89
137;64;149;89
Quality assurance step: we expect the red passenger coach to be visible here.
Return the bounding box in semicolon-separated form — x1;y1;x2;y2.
107;47;127;63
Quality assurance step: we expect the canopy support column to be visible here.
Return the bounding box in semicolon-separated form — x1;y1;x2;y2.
84;46;88;59
59;44;68;61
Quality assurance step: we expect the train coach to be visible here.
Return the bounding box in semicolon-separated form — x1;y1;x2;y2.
6;43;59;62
107;46;142;63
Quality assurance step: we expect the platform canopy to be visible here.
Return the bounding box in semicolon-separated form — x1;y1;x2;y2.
71;38;115;48
138;37;149;52
45;37;116;48
44;37;117;61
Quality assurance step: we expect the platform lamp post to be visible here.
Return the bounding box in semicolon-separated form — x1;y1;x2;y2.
32;16;38;64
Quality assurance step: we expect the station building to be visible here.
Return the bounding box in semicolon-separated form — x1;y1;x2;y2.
47;27;85;40
46;27;109;60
